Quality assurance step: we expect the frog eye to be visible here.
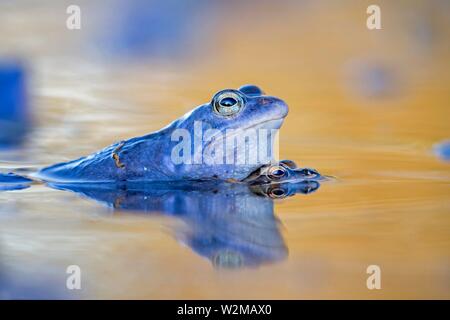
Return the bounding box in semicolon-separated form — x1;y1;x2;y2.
212;89;245;117
268;187;287;199
267;165;287;180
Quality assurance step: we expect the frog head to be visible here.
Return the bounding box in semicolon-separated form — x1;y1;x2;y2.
244;160;323;198
164;84;289;180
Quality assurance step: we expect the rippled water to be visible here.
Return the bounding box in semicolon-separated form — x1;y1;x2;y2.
0;0;449;299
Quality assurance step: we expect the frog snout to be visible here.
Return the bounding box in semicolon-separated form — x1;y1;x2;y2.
259;96;289;119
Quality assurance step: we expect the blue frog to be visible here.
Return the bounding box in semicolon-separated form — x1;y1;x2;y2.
33;84;288;183
0;84;327;270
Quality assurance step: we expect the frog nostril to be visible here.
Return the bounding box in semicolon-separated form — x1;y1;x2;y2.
219;97;237;107
300;168;319;178
260;97;271;105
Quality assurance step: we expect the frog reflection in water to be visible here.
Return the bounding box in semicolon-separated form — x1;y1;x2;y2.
50;161;323;269
0;83;324;268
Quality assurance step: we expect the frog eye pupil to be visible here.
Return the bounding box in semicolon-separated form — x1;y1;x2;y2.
220;97;237;107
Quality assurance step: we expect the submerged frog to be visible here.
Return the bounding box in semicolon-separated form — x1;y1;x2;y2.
244;160;324;198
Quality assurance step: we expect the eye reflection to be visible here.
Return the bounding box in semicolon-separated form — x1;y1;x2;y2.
268;187;287;198
219;97;238;107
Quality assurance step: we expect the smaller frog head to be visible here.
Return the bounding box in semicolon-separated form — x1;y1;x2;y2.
244;160;323;198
